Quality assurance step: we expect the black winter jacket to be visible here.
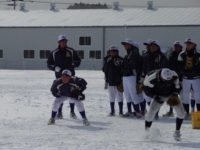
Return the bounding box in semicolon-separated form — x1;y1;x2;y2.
122;48;143;80
142;50;168;77
47;46;81;78
105;55;123;86
169;51;183;81
142;69;181;98
178;49;200;79
51;77;87;98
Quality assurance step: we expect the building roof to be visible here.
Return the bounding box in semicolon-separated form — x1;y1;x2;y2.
0;7;200;27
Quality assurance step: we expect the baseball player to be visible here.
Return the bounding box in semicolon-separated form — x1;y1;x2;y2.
47;35;81;119
141;40;169;119
143;68;185;141
178;38;200;120
121;38;143;117
105;45;124;117
163;41;183;117
48;70;90;126
102;50;111;89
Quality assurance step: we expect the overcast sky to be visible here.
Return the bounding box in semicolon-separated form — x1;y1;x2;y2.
0;0;200;10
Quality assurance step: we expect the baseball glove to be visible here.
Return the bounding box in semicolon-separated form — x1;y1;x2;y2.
117;82;124;92
136;83;143;94
167;94;180;106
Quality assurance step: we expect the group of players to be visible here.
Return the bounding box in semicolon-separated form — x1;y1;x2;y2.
45;34;200;140
103;38;200;140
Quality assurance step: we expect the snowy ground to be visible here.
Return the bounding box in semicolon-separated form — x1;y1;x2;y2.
0;70;200;150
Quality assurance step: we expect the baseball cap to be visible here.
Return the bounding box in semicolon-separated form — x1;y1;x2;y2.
174;41;183;47
121;38;134;46
110;45;118;51
58;35;68;42
184;38;196;44
62;69;72;77
150;40;160;47
161;68;173;81
133;42;139;50
143;39;152;45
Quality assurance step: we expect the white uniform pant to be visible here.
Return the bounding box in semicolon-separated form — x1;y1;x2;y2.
52;96;85;112
181;79;200;104
145;96;185;122
108;86;123;102
143;92;152;103
123;76;143;104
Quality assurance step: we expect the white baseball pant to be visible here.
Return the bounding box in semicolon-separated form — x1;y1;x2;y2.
52;96;85;112
181;79;200;104
143;92;152;103
145;96;185;122
123;76;144;104
108;86;123;102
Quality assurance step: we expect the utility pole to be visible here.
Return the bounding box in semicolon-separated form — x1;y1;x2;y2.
14;0;16;10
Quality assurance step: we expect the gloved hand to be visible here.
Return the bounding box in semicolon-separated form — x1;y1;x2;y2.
153;95;163;104
136;83;143;94
55;66;61;72
167;94;180;106
52;92;61;98
71;90;85;101
117;82;124;92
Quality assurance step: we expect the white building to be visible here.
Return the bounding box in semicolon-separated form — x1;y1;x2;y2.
0;3;200;70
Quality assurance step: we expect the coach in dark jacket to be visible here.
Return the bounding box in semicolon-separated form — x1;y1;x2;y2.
47;35;81;78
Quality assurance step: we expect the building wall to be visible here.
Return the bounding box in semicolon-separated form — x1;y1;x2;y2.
0;27;104;70
0;26;200;70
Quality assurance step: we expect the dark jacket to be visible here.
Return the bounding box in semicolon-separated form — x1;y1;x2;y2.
142;69;181;98
51;77;87;98
122;47;143;80
178;49;200;79
169;51;183;81
102;55;111;73
47;46;81;78
105;55;123;86
142;50;169;78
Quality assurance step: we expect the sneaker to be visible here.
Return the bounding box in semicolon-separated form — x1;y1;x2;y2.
135;112;143;118
184;113;191;120
56;112;63;119
173;130;181;141
119;113;124;117
48;118;55;125
108;112;115;116
140;111;146;116
70;112;77;119
83;118;90;126
124;112;133;117
154;113;159;120
163;112;174;117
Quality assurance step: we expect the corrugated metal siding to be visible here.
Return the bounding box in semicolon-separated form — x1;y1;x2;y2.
0;8;200;27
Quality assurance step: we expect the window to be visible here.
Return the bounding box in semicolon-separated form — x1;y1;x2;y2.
89;50;101;59
24;50;34;59
79;36;91;45
40;50;51;59
76;50;84;59
0;50;3;58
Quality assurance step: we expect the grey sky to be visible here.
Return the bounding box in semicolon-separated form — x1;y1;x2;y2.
0;0;200;10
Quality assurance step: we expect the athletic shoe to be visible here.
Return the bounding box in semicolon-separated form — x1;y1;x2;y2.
173;130;181;141
56;112;63;119
184;113;191;120
140;111;146;116
119;113;124;117
135;112;143;118
48;118;55;125
83;118;90;126
124;112;133;117
70;112;77;119
108;112;115;116
163;112;174;117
